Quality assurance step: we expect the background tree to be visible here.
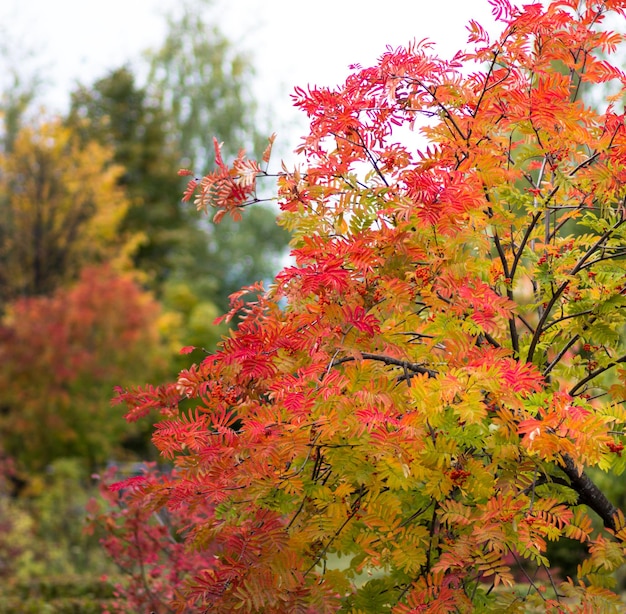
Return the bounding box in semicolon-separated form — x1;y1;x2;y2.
66;1;289;327
67;66;191;289
142;0;288;312
145;0;263;168
0;265;165;472
0;117;134;307
107;1;626;611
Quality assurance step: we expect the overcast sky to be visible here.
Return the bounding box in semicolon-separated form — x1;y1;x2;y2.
0;0;497;151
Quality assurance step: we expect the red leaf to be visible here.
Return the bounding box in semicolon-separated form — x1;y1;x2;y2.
180;345;196;355
108;475;147;492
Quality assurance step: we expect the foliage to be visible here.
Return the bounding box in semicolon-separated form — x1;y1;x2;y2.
67;66;194;290
87;464;214;614
0;458;117;613
0;266;165;472
0;573;115;614
0;117;134;307
106;0;626;611
145;0;265;168
68;40;289;313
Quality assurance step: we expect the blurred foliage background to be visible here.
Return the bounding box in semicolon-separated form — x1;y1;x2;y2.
0;0;288;610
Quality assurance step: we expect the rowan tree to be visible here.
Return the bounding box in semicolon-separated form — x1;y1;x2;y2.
107;1;626;611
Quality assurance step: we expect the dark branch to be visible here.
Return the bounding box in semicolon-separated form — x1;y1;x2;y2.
569;354;626;396
560;454;618;532
331;352;437;378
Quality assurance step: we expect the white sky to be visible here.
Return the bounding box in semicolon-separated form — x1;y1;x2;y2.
0;0;496;140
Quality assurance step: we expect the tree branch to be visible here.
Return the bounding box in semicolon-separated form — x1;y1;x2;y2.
569;354;626;396
331;352;438;378
560;454;618;532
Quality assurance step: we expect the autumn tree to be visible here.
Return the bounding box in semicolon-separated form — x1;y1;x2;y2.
0;266;164;472
0;118;133;307
106;0;626;611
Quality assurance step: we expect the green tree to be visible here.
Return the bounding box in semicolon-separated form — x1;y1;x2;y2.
67;66;200;290
143;0;288;311
68;2;289;315
145;0;264;167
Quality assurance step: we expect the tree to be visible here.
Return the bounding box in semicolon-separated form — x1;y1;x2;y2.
143;0;289;312
0;265;165;472
145;0;264;168
69;48;288;314
67;66;204;291
0;117;133;307
107;0;626;611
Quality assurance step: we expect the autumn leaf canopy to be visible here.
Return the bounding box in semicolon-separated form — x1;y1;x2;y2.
111;1;626;611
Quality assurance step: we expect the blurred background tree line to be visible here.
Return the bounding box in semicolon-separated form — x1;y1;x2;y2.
0;1;288;610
